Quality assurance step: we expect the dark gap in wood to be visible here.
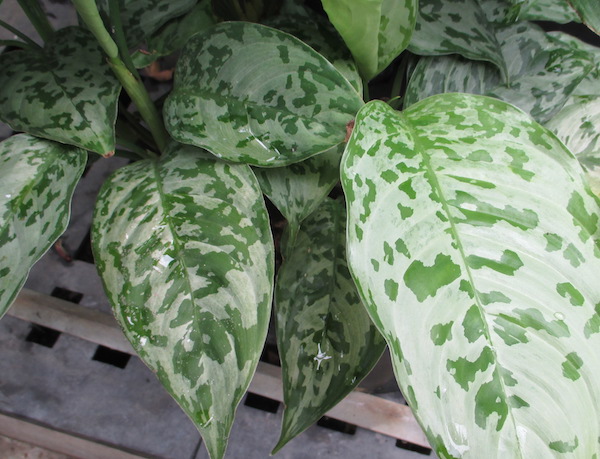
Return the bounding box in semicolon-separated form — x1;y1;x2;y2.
92;345;131;369
25;325;61;348
317;416;357;435
50;286;83;304
244;393;280;413
395;439;432;455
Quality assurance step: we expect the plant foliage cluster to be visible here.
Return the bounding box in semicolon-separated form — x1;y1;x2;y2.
1;0;599;457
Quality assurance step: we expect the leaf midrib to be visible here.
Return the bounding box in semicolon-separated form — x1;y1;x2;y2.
401;112;525;457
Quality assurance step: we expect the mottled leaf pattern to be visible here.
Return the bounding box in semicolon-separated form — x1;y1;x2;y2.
131;1;216;69
546;96;600;170
273;197;385;452
265;1;362;93
342;96;600;458
512;0;581;23
97;0;197;47
254;144;341;235
0;27;121;155
91;143;274;459
405;22;594;123
0;134;86;318
320;0;417;81
164;22;363;167
409;0;508;80
568;0;600;34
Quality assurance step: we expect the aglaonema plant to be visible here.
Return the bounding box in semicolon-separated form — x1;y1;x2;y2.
0;0;599;457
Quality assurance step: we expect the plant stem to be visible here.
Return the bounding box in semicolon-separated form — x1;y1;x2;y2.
109;58;168;152
72;0;168;153
108;0;138;76
0;19;42;49
16;0;54;43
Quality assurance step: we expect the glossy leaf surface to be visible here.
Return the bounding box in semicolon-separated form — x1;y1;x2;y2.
273;198;385;452
320;0;417;81
0;27;121;155
0;134;86;318
92;144;274;459
405;22;594;123
409;0;507;80
342;96;600;457
97;0;197;47
254;144;341;234
164;22;363;167
265;1;362;93
511;0;580;23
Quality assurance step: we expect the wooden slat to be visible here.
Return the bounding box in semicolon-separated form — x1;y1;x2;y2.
7;288;430;448
0;412;148;459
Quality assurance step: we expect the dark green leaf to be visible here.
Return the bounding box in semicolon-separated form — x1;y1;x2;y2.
0;27;121;155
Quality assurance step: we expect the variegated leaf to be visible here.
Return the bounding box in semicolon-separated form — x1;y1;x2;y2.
273;197;385;452
546;96;600;170
510;0;581;23
131;1;216;69
0;134;86;318
405;22;594;123
320;0;417;81
0;27;121;156
265;1;362;94
408;0;508;80
254;144;341;236
163;22;363;167
97;0;197;47
568;0;600;34
91;143;274;459
342;95;600;457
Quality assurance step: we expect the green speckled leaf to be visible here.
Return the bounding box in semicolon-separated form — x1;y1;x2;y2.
0;134;86;318
405;22;594;123
265;1;362;93
164;22;363;167
273;197;385;452
0;27;121;156
320;0;417;81
512;0;581;23
91;143;274;459
131;1;216;68
97;0;197;47
568;0;600;34
408;0;508;80
546;96;600;170
254;144;341;233
342;95;600;457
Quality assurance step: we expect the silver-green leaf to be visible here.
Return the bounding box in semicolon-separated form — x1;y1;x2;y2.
273;197;385;452
0;27;121;156
321;0;417;81
164;22;363;167
342;95;600;457
0;134;86;319
567;0;600;34
405;22;594;123
91;143;274;459
254;144;342;236
408;0;508;80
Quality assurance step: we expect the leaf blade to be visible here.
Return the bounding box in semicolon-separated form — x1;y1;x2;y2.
91;143;274;459
0;134;86;318
163;22;363;167
342;95;600;457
